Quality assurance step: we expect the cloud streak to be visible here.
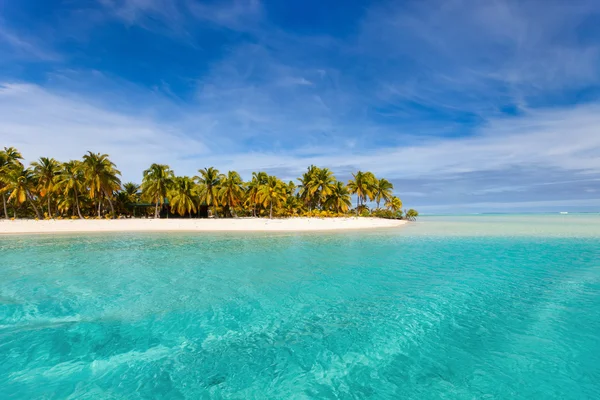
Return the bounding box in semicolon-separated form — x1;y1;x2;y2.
1;81;599;211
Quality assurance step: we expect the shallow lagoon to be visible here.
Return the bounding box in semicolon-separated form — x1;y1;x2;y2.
1;215;599;398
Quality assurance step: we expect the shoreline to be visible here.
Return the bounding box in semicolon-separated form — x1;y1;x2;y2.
0;217;407;235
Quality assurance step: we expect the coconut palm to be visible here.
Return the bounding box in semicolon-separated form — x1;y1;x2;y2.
81;152;121;218
385;196;403;212
195;167;222;217
123;182;141;203
307;167;336;209
218;171;245;217
325;181;352;213
373;178;394;209
246;171;268;217
347;171;376;215
3;165;42;219
141;164;174;218
56;160;85;219
282;194;303;217
31;157;61;218
168;176;197;217
113;183;140;216
405;208;419;221
258;176;287;219
0;147;24;219
297;165;320;211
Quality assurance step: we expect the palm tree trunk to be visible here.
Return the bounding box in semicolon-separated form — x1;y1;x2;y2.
47;196;52;218
97;198;102;218
74;188;83;219
154;198;159;219
26;191;42;219
356;196;359;216
2;192;8;219
269;201;273;219
104;190;115;218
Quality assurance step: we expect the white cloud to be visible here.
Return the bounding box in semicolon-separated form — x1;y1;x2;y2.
0;83;208;182
1;82;599;186
357;0;600;113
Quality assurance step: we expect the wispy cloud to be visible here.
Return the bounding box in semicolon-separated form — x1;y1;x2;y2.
99;0;263;34
98;0;183;25
0;21;60;61
188;0;263;31
0;83;208;182
357;0;600;116
1;81;599;211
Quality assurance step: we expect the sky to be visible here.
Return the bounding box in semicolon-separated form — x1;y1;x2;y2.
1;0;599;213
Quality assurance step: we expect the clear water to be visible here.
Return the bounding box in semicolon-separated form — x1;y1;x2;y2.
1;215;599;399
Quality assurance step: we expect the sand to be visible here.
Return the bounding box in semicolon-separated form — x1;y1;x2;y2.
0;217;407;234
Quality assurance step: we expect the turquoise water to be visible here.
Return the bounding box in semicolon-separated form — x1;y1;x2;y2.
1;216;600;399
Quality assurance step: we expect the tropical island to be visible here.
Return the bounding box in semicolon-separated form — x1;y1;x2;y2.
0;147;417;233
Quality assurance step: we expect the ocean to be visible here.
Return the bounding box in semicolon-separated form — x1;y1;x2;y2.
1;215;599;398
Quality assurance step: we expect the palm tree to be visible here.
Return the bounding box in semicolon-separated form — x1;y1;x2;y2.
405;209;419;221
31;157;61;218
123;182;141;203
0;147;24;219
385;196;403;213
168;176;197;217
258;176;287;219
347;171;376;215
246;171;268;217
3;165;42;219
141;164;174;218
307;167;336;209
373;178;394;209
297;165;320;211
81;152;121;218
282;194;303;217
195;167;222;217
114;183;140;216
218;171;245;217
56;160;85;219
325;181;352;213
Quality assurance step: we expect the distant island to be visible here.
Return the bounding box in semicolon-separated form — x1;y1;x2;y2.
0;147;418;222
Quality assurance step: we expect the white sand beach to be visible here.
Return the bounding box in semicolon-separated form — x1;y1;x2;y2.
0;217;407;234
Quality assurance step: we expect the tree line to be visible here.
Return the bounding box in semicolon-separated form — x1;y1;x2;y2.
0;147;418;220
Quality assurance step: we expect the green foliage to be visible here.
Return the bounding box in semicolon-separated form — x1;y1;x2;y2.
348;171;376;215
405;209;419;221
141;163;174;218
371;209;403;219
0;147;416;220
168;176;197;217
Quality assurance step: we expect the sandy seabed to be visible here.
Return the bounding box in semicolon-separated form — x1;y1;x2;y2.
0;217;407;234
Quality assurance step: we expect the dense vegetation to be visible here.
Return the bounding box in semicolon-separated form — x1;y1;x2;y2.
0;147;419;220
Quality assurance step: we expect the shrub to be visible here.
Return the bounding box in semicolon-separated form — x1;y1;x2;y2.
405;209;419;221
371;209;403;219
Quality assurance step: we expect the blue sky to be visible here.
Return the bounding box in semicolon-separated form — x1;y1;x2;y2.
1;0;599;213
